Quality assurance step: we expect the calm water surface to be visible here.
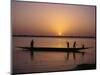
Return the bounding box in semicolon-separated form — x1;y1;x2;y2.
13;37;96;74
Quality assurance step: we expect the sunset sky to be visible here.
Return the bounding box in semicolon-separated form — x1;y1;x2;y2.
12;1;96;36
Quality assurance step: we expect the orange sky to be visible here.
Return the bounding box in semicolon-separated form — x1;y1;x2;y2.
12;1;96;36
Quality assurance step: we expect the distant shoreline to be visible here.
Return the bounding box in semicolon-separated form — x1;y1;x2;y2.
12;35;96;38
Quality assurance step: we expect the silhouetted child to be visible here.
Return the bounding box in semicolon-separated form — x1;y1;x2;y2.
73;41;76;48
82;44;85;48
30;40;34;48
66;41;69;48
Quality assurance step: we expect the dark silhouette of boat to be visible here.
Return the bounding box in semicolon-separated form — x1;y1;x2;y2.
17;46;91;52
17;39;92;52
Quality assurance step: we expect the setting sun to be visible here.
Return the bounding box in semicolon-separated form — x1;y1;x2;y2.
58;32;62;36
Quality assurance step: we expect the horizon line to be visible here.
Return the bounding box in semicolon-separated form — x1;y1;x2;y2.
12;35;96;38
